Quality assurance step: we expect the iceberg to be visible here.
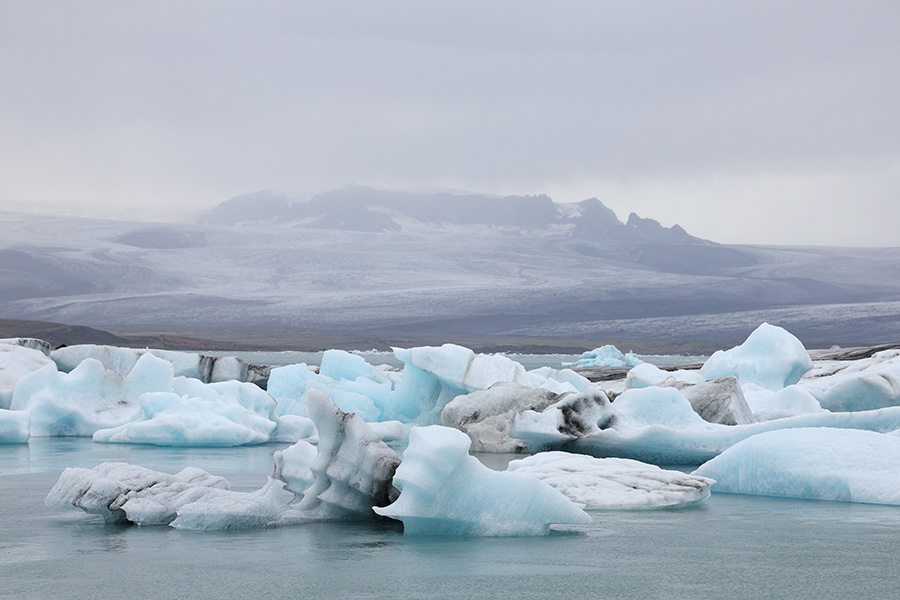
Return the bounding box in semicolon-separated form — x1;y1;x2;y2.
507;451;714;509
45;462;231;524
10;358;148;436
625;362;704;389
50;344;268;385
513;385;900;464
267;345;585;430
0;341;52;410
569;345;644;369
92;390;276;446
742;383;826;421
694;428;900;505
798;349;900;412
0;408;30;443
700;323;813;391
292;390;401;519
374;425;590;536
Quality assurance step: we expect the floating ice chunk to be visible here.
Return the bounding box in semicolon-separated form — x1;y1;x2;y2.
694;428;900;505
514;383;900;464
0;342;52;409
375;425;590;536
626;362;704;389
743;384;826;421
569;345;644;369
45;462;230;524
673;377;756;425
11;359;143;436
700;323;813;391
50;344;267;384
797;349;900;412
0;409;30;443
523;366;590;393
295;390;400;519
508;451;714;509
441;382;566;452
92;390;276;446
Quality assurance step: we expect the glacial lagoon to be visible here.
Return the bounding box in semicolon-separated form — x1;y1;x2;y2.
3;438;900;600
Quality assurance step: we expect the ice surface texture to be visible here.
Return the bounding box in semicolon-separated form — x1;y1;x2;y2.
45;462;232;525
375;425;590;536
694;428;900;505
0;342;51;410
508;451;714;510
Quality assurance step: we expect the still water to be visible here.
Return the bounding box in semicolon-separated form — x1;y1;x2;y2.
2;439;898;600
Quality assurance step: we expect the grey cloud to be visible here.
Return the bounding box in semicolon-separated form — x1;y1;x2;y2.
0;1;897;244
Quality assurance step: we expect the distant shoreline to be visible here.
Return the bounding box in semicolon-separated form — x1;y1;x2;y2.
2;317;891;356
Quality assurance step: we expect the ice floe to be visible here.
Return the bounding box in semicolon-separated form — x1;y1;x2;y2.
508;451;714;509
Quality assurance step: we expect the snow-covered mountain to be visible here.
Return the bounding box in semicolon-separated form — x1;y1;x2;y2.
2;189;900;351
198;187;701;243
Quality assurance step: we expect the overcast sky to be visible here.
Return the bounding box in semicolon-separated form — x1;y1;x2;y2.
1;1;898;245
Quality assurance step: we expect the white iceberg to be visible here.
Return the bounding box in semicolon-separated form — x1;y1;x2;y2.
798;349;900;412
0;408;30;443
292;390;401;519
700;323;813;391
507;451;714;509
50;344;267;384
45;462;231;524
374;425;590;536
568;345;644;369
513;385;900;464
0;341;53;410
10;357;152;436
92;390;276;446
694;428;900;505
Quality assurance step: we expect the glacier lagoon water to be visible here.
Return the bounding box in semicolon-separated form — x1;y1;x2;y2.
3;440;900;600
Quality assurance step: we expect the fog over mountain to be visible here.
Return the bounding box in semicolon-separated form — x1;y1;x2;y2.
3;188;900;352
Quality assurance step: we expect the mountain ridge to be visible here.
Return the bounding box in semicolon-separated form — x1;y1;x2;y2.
198;186;703;244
